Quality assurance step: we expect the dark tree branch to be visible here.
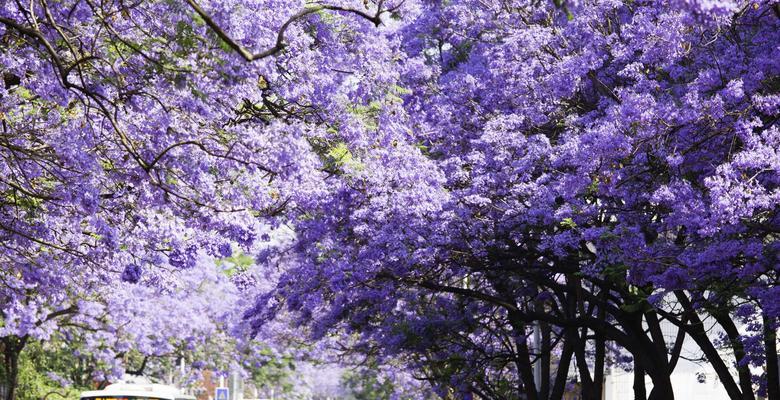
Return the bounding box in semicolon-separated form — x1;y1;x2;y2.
184;0;387;62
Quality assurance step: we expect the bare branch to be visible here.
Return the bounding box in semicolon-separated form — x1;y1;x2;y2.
184;0;384;62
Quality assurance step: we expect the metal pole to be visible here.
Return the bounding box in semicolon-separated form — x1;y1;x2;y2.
533;321;542;391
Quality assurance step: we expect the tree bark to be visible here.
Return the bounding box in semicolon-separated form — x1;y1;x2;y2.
540;320;551;400
1;336;27;400
512;324;540;400
574;327;596;400
764;315;779;400
550;329;576;400
713;311;756;400
668;322;687;373
633;362;647;400
673;291;744;400
593;304;607;399
646;372;674;400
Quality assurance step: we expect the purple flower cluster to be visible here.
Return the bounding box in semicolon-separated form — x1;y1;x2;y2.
121;265;143;284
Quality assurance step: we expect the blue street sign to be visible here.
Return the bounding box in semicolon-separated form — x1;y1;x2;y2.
215;387;229;400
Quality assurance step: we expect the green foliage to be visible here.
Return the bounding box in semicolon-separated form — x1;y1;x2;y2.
175;21;198;52
559;218;577;229
244;348;295;396
309;140;364;176
14;340;92;400
341;368;396;400
325;142;362;172
349;102;382;132
216;250;254;277
602;263;628;285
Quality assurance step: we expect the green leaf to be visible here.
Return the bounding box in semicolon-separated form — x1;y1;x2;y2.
560;218;577;229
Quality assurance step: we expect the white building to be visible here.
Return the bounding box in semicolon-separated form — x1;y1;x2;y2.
603;319;732;400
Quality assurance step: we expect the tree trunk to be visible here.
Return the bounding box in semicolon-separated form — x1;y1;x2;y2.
764;315;779;400
643;311;675;400
713;311;756;400
668;322;687;373
674;291;744;400
574;327;596;400
644;311;668;364
539;320;551;400
1;336;27;400
633;362;646;400
646;372;674;400
513;327;540;400
550;329;576;400
593;303;607;399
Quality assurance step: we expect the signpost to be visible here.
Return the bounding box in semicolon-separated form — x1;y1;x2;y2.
215;387;229;400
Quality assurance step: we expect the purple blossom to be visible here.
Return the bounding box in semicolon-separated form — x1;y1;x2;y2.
218;242;233;258
121;264;143;284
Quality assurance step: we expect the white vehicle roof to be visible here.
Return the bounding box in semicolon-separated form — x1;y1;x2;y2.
80;383;196;400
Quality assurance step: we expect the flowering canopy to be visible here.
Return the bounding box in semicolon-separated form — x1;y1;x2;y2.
0;0;397;397
1;0;779;399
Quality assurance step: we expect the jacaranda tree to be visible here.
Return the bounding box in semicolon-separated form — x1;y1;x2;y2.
1;0;778;400
0;0;397;398
246;1;780;399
